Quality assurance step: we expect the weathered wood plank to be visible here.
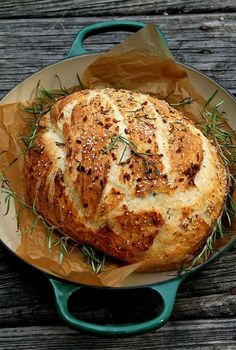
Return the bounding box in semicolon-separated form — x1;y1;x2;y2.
0;0;235;18
0;243;235;327
0;321;236;349
0;13;235;331
0;14;235;100
0;8;235;348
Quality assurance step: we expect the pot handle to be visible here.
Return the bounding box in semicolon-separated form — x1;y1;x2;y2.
66;20;168;58
49;277;181;336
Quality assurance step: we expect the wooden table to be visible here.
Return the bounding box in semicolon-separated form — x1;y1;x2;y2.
0;1;236;348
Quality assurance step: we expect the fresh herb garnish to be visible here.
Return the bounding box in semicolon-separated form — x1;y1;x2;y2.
21;73;85;120
0;171;105;273
80;244;106;274
179;90;236;274
102;134;160;176
19;115;40;153
19;74;85;153
3;78;234;275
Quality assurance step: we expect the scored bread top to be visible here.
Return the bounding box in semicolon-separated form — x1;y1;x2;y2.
24;88;227;271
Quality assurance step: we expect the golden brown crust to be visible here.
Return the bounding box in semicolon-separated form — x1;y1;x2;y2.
24;88;228;271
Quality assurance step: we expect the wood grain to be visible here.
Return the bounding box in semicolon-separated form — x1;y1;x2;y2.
0;243;235;327
0;0;235;18
0;321;236;349
0;4;236;348
0;14;235;101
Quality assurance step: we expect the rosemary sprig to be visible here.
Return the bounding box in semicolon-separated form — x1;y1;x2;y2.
21;73;84;123
179;91;236;274
102;134;160;176
19;116;40;152
18;74;85;154
80;244;106;274
55;75;70;96
0;171;106;272
202;89;218;111
1;74;106;272
8;77;235;275
0;172;54;235
51;236;73;265
202;98;236;167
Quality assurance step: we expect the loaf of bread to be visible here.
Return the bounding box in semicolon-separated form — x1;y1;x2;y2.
24;88;227;271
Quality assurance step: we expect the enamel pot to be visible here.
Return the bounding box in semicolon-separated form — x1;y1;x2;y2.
0;20;235;336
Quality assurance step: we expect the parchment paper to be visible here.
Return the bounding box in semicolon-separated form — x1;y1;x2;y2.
0;23;235;286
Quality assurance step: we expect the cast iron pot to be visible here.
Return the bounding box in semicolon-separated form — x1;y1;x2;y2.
0;20;235;336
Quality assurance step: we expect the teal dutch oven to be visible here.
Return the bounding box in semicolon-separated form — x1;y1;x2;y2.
0;20;235;336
